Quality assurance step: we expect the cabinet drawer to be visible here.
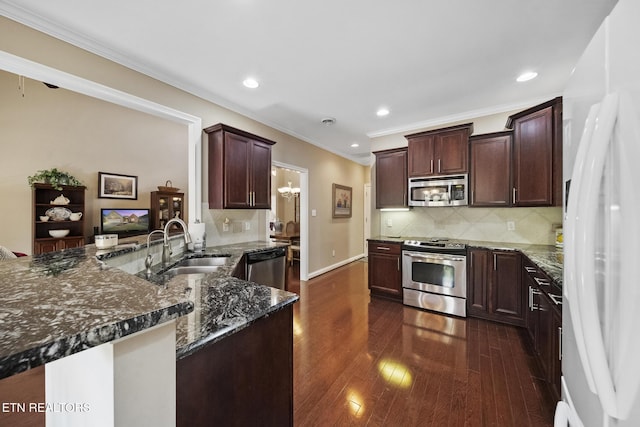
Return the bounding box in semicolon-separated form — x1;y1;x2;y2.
368;242;401;255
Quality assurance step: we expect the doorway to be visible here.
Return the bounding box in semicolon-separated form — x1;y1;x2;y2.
270;161;309;281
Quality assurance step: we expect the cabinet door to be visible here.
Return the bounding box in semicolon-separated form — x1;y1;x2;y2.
491;251;524;324
34;240;58;255
470;133;512;206
407;135;435;177
375;149;407;208
435;129;468;174
250;140;272;209
224;132;252;208
551;308;562;398
59;237;84;250
513;106;553;206
467;248;490;315
368;243;402;300
536;293;553;378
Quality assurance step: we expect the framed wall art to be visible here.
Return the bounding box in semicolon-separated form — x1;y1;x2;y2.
332;183;352;218
98;172;138;200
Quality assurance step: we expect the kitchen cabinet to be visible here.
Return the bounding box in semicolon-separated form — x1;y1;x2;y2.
32;184;86;254
522;257;562;400
368;241;402;300
374;148;407;208
467;248;524;326
506;97;562;206
204;123;276;209
150;190;185;231
406;123;473;177
469;131;512;207
177;305;293;426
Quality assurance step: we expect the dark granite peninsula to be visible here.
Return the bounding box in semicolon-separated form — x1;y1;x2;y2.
0;237;298;427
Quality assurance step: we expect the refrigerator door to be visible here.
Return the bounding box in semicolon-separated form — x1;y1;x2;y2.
561;0;640;424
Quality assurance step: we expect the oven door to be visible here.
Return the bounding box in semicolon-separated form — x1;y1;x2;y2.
402;250;466;298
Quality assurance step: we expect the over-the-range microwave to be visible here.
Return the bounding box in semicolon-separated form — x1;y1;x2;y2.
408;174;468;207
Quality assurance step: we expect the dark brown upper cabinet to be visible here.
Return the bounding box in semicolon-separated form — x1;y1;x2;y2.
405;123;473;177
506;97;563;207
374;148;408;208
204;123;276;209
469;131;512;207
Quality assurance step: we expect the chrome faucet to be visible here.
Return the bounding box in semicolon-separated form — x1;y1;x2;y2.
162;218;192;264
145;229;165;276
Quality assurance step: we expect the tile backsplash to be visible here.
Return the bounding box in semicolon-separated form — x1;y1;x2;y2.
200;207;266;246
380;206;562;245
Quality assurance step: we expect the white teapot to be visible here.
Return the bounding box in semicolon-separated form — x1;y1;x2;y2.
51;194;70;205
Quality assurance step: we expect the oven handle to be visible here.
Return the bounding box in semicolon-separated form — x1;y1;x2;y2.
403;252;466;263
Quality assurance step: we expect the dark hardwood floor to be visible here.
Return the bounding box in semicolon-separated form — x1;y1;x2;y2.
287;260;555;426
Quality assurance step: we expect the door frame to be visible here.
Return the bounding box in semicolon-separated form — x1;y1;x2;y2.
271;161;309;281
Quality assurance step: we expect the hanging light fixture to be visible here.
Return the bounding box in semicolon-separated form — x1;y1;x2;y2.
278;181;300;200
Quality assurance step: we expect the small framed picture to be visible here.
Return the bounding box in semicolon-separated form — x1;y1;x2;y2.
98;172;138;200
332;183;352;218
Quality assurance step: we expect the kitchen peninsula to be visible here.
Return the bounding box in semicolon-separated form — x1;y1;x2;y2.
0;237;298;426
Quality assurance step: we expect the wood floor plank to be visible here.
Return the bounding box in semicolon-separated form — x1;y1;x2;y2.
288;261;556;426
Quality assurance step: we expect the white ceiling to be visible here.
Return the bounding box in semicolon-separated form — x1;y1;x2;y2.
1;0;617;164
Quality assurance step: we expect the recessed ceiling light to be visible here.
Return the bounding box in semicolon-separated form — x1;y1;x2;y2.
321;117;336;126
516;71;538;82
376;108;390;117
350;143;359;148
243;78;259;88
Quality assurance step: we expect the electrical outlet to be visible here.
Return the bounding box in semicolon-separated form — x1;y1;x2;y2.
244;221;251;231
222;223;229;232
507;221;515;231
332;249;335;257
311;209;317;217
386;218;393;227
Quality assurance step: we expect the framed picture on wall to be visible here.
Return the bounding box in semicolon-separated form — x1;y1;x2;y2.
332;183;352;218
98;172;138;200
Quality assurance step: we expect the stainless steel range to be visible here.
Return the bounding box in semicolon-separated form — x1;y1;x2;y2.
402;238;467;317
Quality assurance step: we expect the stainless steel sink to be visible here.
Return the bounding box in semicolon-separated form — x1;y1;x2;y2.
164;255;231;276
179;257;230;267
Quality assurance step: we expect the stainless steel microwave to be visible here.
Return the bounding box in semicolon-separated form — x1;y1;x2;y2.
408;174;468;207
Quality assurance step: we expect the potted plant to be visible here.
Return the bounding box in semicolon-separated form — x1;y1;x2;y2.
27;168;84;191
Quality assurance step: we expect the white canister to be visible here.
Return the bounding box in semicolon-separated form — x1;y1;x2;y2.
95;234;118;249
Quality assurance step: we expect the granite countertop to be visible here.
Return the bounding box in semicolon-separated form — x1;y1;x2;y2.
129;241;299;359
0;245;193;380
368;236;563;286
0;239;298;380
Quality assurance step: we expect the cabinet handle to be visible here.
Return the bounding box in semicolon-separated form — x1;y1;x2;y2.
558;326;563;361
376;246;391;251
430;159;434;174
438;158;441;173
397;257;400;271
534;277;550;287
525;266;537;273
493;253;497;270
512;187;517;204
529;286;541;311
549;294;562;305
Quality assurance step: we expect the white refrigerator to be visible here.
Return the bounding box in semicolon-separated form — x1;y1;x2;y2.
559;0;640;425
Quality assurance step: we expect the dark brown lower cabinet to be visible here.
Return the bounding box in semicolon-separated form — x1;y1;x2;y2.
367;242;402;300
467;248;524;326
523;258;562;400
177;306;293;427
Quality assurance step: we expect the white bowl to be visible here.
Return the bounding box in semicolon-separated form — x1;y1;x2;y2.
95;234;118;249
49;229;70;238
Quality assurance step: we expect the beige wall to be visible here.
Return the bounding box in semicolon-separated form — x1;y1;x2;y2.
0;71;187;253
0;16;367;274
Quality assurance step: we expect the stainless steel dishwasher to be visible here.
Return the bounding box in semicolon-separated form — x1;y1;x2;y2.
246;246;287;290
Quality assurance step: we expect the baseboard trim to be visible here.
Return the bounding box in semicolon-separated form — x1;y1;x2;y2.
307;253;366;280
